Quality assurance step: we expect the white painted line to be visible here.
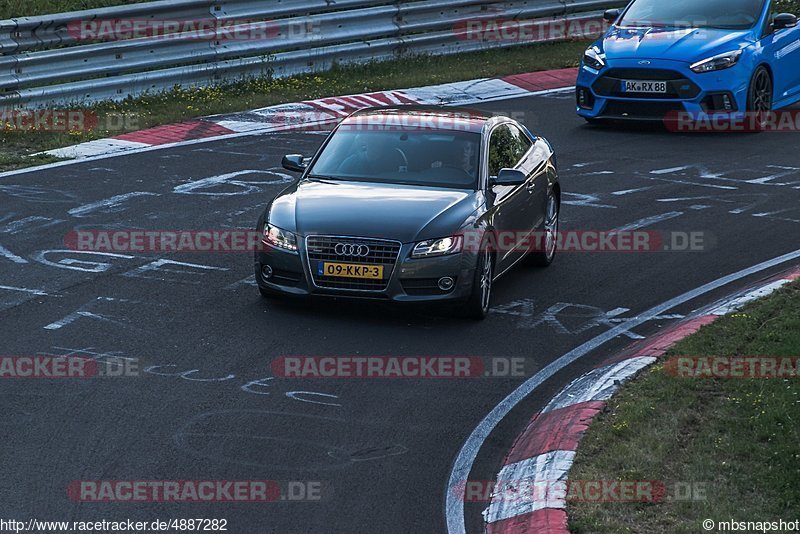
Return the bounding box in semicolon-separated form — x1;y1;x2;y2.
483;450;575;523
475;85;574;104
0;216;58;234
68;192;158;217
647;177;738;190
657;196;710;202
542;356;656;414
612;211;684;232
708;279;792;316
0;285;51;296
446;247;800;534
44;310;122;331
0;243;27;264
173;169;292;196
650;166;690;175
43;139;150;159
0;131;289;180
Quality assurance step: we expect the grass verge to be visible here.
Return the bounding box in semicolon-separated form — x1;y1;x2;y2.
0;39;588;171
1;0;150;18
568;279;800;533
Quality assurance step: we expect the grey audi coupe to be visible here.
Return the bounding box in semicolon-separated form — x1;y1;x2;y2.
254;105;560;319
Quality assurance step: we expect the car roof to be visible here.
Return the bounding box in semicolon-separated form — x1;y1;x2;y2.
341;105;496;134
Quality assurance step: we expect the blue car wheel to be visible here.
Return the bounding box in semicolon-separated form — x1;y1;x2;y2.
747;66;773;129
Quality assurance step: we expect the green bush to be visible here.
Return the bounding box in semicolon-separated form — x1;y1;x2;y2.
775;0;800;14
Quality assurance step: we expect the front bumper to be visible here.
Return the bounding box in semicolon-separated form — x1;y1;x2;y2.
254;235;478;303
576;57;751;122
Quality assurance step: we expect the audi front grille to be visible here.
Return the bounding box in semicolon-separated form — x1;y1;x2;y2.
306;236;402;292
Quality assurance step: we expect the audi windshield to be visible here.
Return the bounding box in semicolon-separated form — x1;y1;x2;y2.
308;128;482;190
619;0;767;30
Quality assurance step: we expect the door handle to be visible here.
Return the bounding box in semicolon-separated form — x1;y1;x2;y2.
526;181;536;193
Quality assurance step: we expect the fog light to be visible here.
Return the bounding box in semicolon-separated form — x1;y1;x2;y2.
722;94;733;111
437;277;455;291
576;87;594;110
703;93;737;113
262;265;273;280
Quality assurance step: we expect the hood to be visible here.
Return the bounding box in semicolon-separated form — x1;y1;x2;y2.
602;26;754;63
268;178;482;243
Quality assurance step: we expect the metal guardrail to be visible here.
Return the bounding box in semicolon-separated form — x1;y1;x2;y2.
0;0;623;108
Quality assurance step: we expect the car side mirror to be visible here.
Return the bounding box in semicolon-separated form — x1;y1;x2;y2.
603;9;621;23
282;154;308;172
490;168;527;187
774;13;798;31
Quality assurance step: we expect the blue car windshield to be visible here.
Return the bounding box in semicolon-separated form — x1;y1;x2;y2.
619;0;766;30
308;129;481;190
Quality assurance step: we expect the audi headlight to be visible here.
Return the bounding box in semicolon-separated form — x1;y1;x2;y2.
690;50;742;73
263;224;298;253
583;45;606;70
411;236;463;258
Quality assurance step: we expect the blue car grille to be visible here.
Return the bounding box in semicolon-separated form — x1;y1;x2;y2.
593;68;700;100
306;236;401;291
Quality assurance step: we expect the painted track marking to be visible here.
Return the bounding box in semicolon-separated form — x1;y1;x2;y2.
446;247;800;534
0;86;575;180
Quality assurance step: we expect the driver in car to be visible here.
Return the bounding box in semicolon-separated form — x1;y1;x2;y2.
337;134;402;175
429;141;476;177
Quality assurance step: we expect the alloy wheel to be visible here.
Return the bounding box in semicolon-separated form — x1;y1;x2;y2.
480;249;493;313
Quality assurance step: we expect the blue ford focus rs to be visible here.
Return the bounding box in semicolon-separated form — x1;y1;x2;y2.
576;0;800;123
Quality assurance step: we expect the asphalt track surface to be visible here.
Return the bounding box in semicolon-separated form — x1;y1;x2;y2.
2;90;800;533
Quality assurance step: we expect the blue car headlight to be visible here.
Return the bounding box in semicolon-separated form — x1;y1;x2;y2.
690;50;743;73
263;223;298;253
582;45;606;70
411;236;463;258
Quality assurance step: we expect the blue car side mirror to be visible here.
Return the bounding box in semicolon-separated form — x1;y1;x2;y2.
774;13;798;31
603;9;621;23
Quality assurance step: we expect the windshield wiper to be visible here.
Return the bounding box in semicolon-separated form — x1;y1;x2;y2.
306;174;341;183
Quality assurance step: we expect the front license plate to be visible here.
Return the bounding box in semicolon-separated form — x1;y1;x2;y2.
318;262;384;279
622;80;668;93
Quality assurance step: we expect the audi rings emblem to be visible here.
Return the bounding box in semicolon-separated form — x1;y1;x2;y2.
335;243;370;257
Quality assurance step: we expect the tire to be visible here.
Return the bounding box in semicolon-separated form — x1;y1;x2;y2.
462;245;494;320
527;190;559;267
746;66;773;131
